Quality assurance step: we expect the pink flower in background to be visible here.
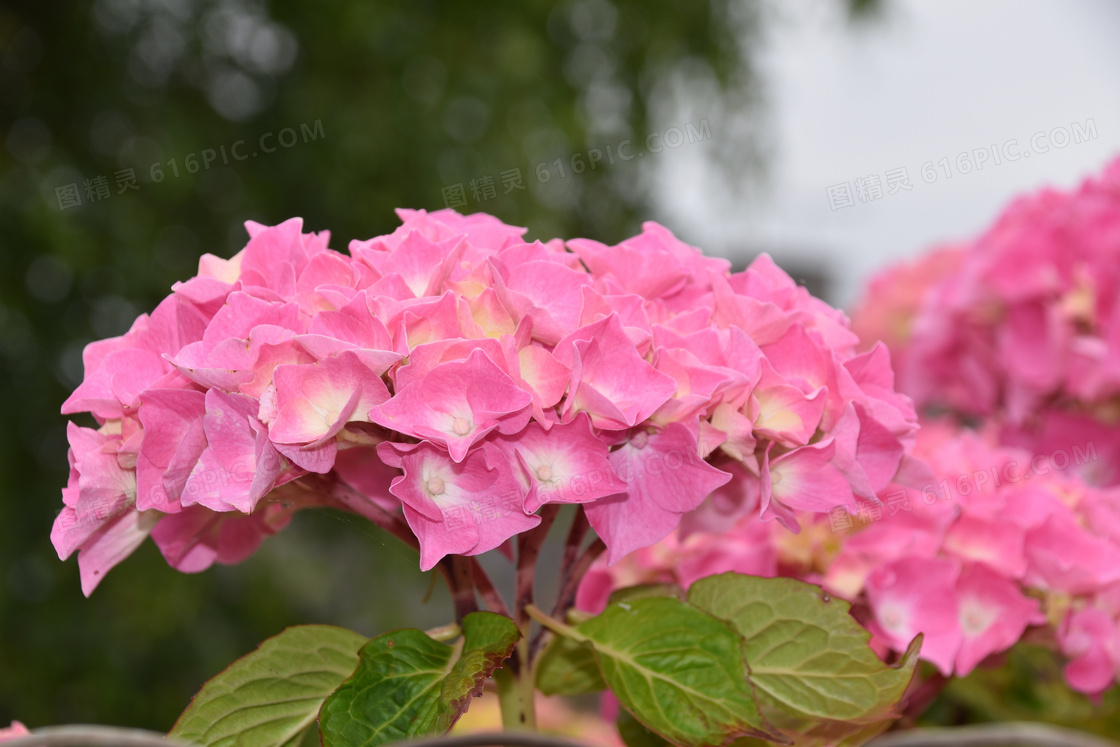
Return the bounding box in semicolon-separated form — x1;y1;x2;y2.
1059;607;1120;694
852;157;1120;487
849;245;965;383
865;556;961;675
56;208;921;598
0;722;29;742
953;564;1038;675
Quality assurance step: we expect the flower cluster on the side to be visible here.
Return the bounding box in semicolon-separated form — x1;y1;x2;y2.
852;157;1120;486
582;417;1120;695
56;208;921;594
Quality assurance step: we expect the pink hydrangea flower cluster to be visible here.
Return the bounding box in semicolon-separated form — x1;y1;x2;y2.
584;417;1120;693
56;209;921;595
852;157;1120;485
848;244;965;390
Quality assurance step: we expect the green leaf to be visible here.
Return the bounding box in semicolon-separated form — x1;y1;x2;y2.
536;584;684;697
574;597;785;746
730;716;894;747
607;583;684;606
688;574;921;724
617;707;671;747
535;634;605;696
319;611;519;747
169;625;368;747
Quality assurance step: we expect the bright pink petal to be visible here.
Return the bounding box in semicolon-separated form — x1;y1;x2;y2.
372;349;531;462
954;564;1039;675
865;556;961;675
490;413;617;512
136;388;207;511
585;422;732;564
556;315;677;430
386;442;538;570
269;351;390;445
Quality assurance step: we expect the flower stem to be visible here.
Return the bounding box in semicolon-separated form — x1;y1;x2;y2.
524;603;585;643
423;622;462;642
469;558;511;617
517;636;538;730
551;536;605;619
495;637;538;730
442;555;479;623
494;664;532;731
557;508;590;591
515;505;559;630
314;475;420;551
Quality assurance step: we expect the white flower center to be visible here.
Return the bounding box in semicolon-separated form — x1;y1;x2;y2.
452;417;471;436
960;600;994;636
426;476;446;496
536;464;554;482
881;607;904;631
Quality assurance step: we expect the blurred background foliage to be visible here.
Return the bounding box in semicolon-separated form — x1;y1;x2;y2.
22;0;1110;737
918;644;1120;738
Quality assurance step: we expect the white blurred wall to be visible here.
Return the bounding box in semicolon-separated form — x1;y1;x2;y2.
655;0;1120;308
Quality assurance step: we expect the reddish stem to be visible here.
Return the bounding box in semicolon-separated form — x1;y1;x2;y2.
551;536;604;620
555;508;590;596
442;555;479;623
528;516;605;661
514;505;560;629
469;557;511;618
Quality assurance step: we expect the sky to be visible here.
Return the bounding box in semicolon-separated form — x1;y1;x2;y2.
655;0;1120;308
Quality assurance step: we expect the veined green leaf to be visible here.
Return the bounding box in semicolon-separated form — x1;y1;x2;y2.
688;574;920;723
535;634;605;696
574;597;784;746
319;611;519;747
169;625;368;747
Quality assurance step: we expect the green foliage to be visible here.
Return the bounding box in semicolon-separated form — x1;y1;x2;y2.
538;574;923;746
688;574;919;722
535;635;605;697
169;625;368;747
536;583;684;697
687;574;920;747
617;707;671;747
319;611;519;747
607;582;685;605
921;643;1120;738
571;596;780;746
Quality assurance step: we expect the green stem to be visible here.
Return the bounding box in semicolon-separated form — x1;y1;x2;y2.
423;622;461;642
516;635;538;730
494;667;521;730
494;646;537;731
524;603;586;643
